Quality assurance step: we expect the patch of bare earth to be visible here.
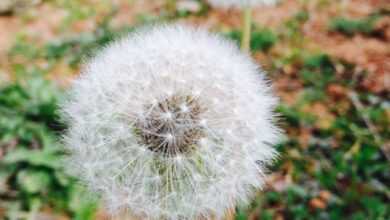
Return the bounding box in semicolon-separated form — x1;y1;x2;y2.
302;0;389;94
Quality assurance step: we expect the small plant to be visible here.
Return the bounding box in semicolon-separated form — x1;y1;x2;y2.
299;53;336;89
329;15;380;36
227;27;277;52
0;70;97;220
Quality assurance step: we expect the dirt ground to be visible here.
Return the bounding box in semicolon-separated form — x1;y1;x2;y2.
1;0;388;90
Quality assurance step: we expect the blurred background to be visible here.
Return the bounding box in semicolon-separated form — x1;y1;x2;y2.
0;0;389;219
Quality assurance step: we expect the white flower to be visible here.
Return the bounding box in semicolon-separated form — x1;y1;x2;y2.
207;0;277;8
61;24;281;220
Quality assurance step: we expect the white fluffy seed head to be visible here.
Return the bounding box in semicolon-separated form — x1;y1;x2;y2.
208;0;278;8
61;24;282;220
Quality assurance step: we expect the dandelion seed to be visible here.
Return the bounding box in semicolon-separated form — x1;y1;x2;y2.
61;24;282;220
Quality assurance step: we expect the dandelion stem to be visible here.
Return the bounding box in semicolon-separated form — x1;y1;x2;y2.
241;6;252;52
166;0;177;17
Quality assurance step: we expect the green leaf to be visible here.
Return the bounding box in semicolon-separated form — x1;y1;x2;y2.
3;148;62;169
250;29;277;52
17;169;51;194
329;15;380;36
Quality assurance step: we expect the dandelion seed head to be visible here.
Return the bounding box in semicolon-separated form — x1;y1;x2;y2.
61;24;282;220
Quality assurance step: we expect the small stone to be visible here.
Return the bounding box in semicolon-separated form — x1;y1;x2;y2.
309;198;327;209
319;190;332;202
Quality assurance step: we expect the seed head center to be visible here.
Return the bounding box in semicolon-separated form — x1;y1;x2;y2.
136;94;205;156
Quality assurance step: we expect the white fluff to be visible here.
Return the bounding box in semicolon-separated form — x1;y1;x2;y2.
61;24;281;220
207;0;277;8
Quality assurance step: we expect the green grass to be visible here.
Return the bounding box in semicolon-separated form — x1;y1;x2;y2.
0;71;97;220
225;27;278;52
329;15;381;36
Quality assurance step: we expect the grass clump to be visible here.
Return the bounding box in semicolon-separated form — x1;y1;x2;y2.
0;70;97;220
226;27;277;52
329;15;380;36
